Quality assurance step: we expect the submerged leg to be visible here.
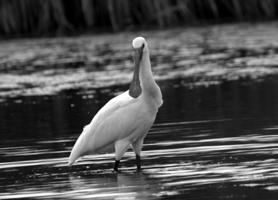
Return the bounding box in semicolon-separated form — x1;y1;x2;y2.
136;154;141;171
114;160;120;172
132;138;144;171
114;140;130;172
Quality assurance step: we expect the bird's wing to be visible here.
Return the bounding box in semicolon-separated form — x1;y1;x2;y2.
69;91;149;165
91;91;136;126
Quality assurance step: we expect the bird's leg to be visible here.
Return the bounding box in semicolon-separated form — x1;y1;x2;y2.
132;138;144;171
114;140;130;172
114;160;120;172
136;154;141;171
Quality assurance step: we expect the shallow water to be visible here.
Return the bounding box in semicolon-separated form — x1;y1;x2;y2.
1;76;278;199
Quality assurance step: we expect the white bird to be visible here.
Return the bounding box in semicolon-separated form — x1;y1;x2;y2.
68;37;163;171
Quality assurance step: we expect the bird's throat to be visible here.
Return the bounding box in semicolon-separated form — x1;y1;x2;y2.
129;63;141;98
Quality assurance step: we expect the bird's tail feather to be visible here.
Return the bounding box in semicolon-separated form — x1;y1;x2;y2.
68;146;80;166
68;125;92;166
68;158;75;166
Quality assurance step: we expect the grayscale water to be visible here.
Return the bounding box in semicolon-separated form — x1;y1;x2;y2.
1;77;278;200
1;23;278;199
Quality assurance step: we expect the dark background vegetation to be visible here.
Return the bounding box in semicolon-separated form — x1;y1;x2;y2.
1;0;278;37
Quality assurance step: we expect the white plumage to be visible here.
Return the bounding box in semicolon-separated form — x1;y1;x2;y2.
68;37;162;171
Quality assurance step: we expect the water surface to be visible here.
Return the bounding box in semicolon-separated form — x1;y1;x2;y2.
1;76;278;199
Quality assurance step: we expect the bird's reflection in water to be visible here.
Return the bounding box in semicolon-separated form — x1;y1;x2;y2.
69;171;158;199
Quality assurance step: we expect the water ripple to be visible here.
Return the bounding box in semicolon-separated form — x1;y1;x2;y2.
0;120;278;199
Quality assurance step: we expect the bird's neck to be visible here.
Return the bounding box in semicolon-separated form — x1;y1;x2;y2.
139;51;162;106
140;52;155;86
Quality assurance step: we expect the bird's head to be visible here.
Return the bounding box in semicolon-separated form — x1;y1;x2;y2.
132;37;146;50
132;37;147;62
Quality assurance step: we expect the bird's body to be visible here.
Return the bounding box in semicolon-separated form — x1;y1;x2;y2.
69;37;162;170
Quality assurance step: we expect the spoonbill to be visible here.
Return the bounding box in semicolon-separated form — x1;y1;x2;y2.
68;37;163;171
